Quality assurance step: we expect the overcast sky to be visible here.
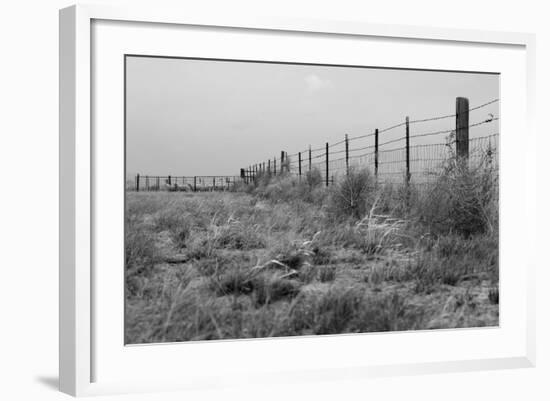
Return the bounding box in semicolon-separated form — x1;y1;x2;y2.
126;56;499;177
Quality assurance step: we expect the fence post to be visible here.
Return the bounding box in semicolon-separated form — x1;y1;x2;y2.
274;158;277;175
146;175;149;191
298;152;302;179
325;142;329;187
285;152;288;172
135;174;140;192
194;176;197;191
280;151;285;174
156;176;160;191
309;145;312;171
167;175;171;186
345;134;349;175
268;159;271;174
405;117;410;184
456;97;469;160
374;129;379;180
213;177;216;191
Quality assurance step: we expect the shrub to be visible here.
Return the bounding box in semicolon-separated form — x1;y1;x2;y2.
305;168;323;188
327;168;376;219
415;157;498;237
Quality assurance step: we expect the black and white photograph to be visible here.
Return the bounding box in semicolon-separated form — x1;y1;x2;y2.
124;55;499;344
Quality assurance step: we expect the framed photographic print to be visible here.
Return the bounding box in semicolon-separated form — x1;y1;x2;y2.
59;4;536;397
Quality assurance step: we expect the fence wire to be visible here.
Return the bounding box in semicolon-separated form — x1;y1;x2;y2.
131;98;500;191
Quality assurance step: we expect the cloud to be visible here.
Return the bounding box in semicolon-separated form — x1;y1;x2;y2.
304;74;332;93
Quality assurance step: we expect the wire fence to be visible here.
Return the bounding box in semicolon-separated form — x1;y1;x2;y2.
129;175;242;192
242;97;499;186
129;96;499;192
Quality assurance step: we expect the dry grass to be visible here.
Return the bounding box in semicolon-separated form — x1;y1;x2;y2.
125;162;498;343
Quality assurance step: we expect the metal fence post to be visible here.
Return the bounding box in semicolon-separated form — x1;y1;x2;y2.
298;152;302;179
325;142;329;187
405;117;410;184
374;128;379;180
345;134;349;175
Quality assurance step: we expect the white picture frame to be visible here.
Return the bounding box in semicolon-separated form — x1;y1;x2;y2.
59;4;536;397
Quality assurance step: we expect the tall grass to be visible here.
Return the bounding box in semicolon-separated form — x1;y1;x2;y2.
414;154;498;237
125;151;499;343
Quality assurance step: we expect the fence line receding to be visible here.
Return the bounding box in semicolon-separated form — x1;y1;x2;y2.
130;96;500;192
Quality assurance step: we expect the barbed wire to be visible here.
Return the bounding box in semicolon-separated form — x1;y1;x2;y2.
243;98;499;174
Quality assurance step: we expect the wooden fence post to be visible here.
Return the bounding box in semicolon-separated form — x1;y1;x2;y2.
374;128;379;180
268;159;271;174
345;134;349;175
405;117;410;184
135;174;140;192
309;145;312;171
194;176;197;191
298;152;302;179
280;151;285;174
325;142;329;187
213;177;216;191
456;97;469;160
274;158;277;175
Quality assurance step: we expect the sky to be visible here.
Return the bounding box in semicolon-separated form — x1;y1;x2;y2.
125;56;499;177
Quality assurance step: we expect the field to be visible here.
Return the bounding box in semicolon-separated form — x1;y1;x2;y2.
125;164;499;344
